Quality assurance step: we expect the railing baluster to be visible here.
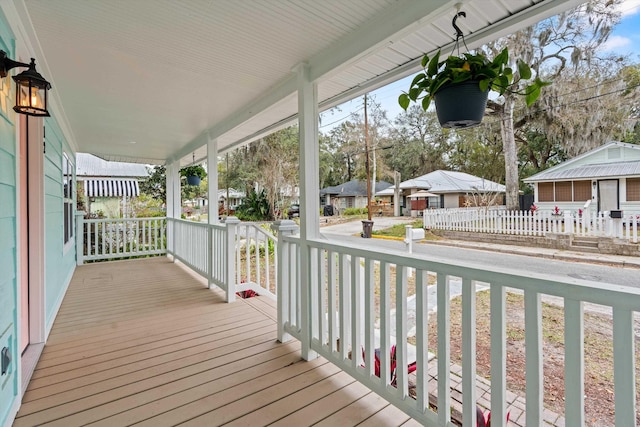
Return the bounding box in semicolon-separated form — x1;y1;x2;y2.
338;253;350;360
328;250;336;352
564;299;584;425
415;269;429;413
364;257;374;378
318;248;327;348
461;277;476;427
490;283;506;426
351;254;362;368
437;273;451;425
613;307;636;426
395;265;408;398
380;261;390;387
525;290;543;426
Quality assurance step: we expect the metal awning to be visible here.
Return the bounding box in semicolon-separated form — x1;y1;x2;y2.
83;179;140;198
408;191;438;198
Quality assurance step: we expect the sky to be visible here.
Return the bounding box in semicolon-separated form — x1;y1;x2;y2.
319;0;640;133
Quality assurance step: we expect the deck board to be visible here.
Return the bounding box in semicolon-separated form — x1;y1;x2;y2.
15;257;414;426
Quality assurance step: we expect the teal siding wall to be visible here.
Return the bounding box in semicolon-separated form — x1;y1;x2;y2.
0;9;18;426
43;117;76;329
0;10;76;425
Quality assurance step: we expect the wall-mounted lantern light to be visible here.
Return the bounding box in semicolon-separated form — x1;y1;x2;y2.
0;50;51;117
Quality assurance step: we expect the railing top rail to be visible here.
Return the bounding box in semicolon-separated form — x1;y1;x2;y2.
167;217;218;229
238;222;277;240
306;237;640;309
84;216;167;223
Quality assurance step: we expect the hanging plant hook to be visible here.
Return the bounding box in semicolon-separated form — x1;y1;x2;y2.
452;11;465;39
451;10;470;56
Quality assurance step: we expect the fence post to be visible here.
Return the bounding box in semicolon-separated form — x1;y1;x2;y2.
75;212;86;266
273;220;299;343
564;211;573;234
224;216;241;303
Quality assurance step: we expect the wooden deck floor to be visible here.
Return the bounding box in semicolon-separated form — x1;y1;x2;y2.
14;257;420;426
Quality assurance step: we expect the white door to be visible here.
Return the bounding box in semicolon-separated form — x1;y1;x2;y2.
598;179;619;213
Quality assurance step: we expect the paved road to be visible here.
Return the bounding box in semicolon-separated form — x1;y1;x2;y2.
320;219;640;289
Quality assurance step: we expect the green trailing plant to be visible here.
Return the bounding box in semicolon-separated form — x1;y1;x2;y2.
236;189;271;221
398;47;549;111
179;165;207;179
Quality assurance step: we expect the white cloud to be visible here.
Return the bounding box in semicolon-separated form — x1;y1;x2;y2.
601;35;632;51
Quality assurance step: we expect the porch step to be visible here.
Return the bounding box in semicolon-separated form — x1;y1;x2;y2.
571;237;600;252
572;238;599;249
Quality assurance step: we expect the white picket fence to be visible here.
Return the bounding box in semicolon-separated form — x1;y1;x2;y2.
423;208;639;243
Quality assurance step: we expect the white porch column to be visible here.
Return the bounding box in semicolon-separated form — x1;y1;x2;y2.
166;162;181;257
207;135;219;224
297;63;319;361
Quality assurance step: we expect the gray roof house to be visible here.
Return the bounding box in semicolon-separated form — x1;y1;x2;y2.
377;170;505;210
524;141;640;215
320;179;392;210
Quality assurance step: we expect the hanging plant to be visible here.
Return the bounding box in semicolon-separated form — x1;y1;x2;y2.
398;11;549;128
180;165;206;186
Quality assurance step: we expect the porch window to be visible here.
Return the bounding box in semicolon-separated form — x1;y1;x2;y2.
627;177;640;201
554;181;572;201
538;182;554;202
63;153;74;245
573;180;591;202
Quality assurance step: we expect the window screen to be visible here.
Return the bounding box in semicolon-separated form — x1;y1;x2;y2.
573;181;591;202
555;181;572;202
538;182;554;202
627;178;640;201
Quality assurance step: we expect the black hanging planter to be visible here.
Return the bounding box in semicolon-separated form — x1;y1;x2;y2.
433;80;489;129
186;175;201;186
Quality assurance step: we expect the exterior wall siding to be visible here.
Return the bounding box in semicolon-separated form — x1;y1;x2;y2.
0;11;76;425
43;117;76;331
0;9;18;425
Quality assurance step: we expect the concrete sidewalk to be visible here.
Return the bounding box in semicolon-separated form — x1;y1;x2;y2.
423;237;640;269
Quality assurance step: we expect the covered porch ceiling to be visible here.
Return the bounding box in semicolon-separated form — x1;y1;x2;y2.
8;0;584;165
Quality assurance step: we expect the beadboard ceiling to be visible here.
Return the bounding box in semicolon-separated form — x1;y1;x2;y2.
10;0;584;165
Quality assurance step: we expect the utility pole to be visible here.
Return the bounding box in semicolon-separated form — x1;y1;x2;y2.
361;93;373;238
364;93;372;221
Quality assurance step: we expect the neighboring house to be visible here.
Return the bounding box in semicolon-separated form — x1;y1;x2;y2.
524;141;640;216
377;170;506;215
218;188;246;211
320;179;392;211
76;153;148;218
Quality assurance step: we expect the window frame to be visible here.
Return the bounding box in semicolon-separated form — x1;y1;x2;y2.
63;153;74;249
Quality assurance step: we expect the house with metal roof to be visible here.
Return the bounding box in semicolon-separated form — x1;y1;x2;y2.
377;170;506;213
524;141;640;215
76;153;148;217
320;179;392;211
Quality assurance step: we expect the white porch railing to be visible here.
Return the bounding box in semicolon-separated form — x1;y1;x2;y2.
274;222;639;426
424;208;639;243
77;216;167;263
166;218;279;302
235;222;278;299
